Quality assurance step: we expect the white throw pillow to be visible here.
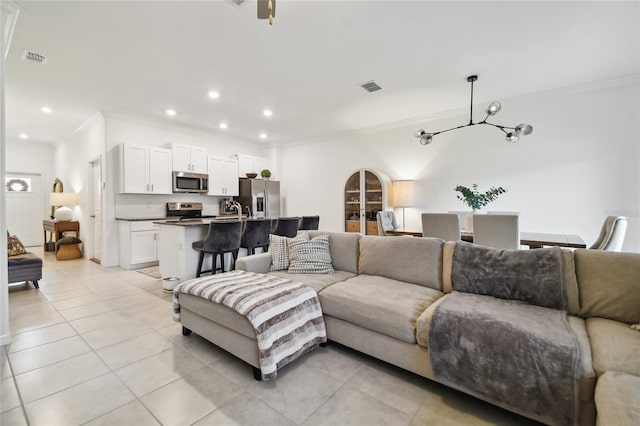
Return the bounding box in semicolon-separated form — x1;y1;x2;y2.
288;233;335;274
269;231;309;271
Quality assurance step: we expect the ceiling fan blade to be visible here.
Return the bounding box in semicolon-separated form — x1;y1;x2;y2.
257;0;275;19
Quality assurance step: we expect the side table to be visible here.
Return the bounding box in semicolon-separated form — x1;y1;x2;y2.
43;220;80;252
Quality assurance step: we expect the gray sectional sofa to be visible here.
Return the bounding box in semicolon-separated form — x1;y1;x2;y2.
177;231;640;426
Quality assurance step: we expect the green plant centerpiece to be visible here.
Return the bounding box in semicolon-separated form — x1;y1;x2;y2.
454;183;507;232
260;169;271;179
454;183;506;211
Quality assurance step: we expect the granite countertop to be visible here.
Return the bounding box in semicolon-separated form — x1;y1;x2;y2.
115;217;168;221
153;215;251;227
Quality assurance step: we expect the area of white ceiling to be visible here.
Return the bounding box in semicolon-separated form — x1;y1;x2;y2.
5;1;639;145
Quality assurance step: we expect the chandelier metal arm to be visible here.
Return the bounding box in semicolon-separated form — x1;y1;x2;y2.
414;75;533;145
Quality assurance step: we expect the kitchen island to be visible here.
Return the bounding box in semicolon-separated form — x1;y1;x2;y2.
155;217;251;282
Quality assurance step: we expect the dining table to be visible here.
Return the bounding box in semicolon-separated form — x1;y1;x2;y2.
385;229;587;249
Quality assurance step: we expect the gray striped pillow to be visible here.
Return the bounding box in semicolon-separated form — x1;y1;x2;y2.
269;232;309;271
288;234;335;274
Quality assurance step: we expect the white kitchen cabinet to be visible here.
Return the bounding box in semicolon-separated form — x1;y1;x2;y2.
208;155;239;196
121;144;172;194
237;154;268;177
118;220;160;269
172;143;207;173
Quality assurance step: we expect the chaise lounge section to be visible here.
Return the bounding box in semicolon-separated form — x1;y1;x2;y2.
176;231;639;426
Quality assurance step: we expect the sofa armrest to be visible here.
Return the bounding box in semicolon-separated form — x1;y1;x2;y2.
416;294;449;348
236;253;272;273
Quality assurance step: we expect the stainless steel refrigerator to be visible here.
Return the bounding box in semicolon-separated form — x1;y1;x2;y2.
236;178;281;219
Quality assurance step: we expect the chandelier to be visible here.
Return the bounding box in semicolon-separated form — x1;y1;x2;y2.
414;75;533;145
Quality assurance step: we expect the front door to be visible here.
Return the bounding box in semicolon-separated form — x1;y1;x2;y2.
5;173;43;246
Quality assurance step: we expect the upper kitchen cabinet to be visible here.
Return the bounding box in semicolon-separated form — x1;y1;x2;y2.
172;143;208;173
120;144;172;194
207;155;239;196
237;154;267;177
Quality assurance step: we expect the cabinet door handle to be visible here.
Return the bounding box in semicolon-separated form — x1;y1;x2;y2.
151;184;154;191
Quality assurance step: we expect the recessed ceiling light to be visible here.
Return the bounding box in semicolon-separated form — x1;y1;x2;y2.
19;133;28;139
165;109;176;117
208;91;220;99
219;123;228;129
41;107;52;114
263;109;273;117
259;133;267;139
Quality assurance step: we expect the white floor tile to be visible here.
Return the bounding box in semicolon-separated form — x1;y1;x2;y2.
24;373;135;426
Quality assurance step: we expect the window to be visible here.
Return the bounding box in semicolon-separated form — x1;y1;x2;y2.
5;177;32;192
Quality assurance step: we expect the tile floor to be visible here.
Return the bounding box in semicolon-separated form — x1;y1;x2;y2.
2;248;540;426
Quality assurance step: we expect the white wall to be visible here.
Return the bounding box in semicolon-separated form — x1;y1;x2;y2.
53;114;107;263
5;138;55;220
281;77;640;253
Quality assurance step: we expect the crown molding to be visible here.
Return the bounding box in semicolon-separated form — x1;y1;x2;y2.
284;74;640;147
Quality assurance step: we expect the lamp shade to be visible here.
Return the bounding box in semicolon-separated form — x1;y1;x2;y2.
50;192;79;207
392;180;415;207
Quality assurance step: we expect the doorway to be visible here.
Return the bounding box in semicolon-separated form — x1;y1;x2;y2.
5;173;43;246
90;158;102;263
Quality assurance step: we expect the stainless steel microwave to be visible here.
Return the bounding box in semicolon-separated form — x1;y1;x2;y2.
172;171;208;193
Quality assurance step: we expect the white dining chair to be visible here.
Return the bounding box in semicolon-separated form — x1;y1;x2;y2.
421;213;461;241
473;214;520;250
589;216;627;251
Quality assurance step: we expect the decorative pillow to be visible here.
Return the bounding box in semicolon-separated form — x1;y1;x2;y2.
269;231;309;271
288;233;335;274
8;235;27;256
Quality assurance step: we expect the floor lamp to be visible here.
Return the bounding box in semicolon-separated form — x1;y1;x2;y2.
392;180;415;230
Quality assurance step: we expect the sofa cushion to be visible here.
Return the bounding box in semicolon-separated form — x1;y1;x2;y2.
594;371;640;426
319;274;443;344
288;234;335;274
268;231;309;271
268;270;355;294
586;317;640;377
358;236;443;290
309;231;360;274
451;242;566;310
575;249;640;324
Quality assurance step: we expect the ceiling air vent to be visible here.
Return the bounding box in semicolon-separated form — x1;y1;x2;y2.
21;50;47;64
360;80;383;93
229;0;247;6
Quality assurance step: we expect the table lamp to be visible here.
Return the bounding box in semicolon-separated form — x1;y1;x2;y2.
392;180;415;230
50;192;79;221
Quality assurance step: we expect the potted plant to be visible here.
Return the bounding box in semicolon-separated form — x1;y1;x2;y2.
260;169;271;180
454;183;506;231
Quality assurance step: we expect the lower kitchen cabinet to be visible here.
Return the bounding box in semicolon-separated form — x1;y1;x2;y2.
118;220;160;269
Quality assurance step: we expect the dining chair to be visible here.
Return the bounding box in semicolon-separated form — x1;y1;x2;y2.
473;214;520;250
487;211;521;215
273;217;300;238
298;215;320;230
589;216;627;252
192;220;243;277
421;213;460;241
376;211;398;236
240;219;271;255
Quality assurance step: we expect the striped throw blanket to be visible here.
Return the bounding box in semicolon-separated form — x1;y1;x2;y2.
173;270;327;380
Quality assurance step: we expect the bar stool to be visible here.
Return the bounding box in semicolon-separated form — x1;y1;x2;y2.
240;219;271;255
298;215;320;230
192;220;242;277
273;217;300;238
